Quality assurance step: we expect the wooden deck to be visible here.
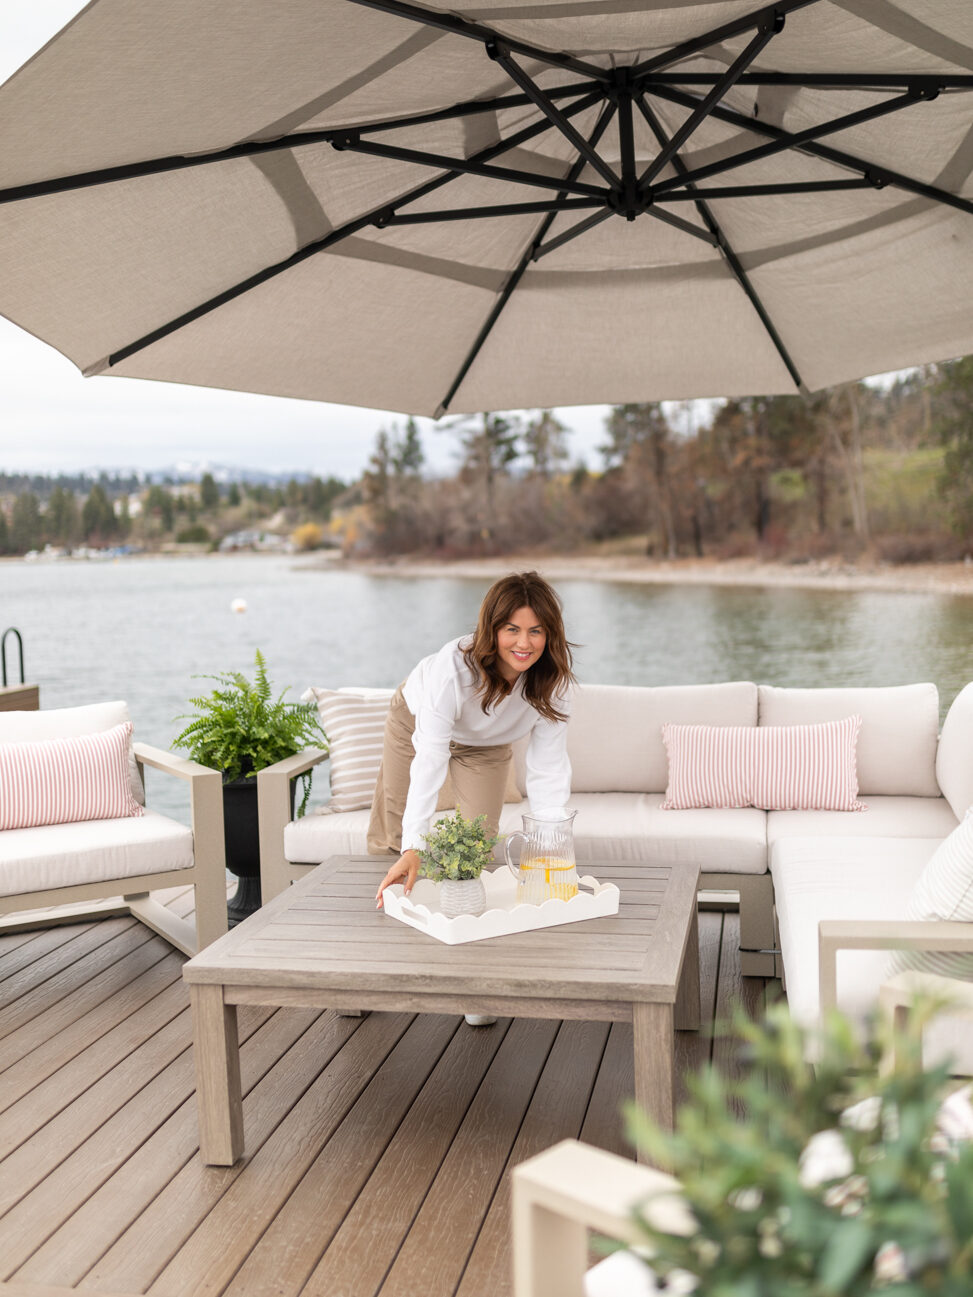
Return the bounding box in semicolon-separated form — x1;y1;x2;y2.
0;888;776;1297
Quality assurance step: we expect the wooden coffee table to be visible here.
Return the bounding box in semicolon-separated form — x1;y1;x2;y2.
183;855;700;1166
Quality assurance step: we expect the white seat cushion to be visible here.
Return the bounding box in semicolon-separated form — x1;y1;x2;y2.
285;793;768;876
0;809;194;896
771;835;937;1033
767;796;958;845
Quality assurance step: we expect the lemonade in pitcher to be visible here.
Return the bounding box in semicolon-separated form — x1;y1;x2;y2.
504;808;579;905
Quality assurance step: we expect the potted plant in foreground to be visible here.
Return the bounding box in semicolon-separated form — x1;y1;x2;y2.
175;649;326;923
417;810;499;918
621;998;973;1295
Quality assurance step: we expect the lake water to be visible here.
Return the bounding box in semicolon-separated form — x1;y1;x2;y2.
3;554;972;821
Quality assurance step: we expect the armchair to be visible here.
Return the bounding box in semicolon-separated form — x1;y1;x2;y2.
0;703;228;955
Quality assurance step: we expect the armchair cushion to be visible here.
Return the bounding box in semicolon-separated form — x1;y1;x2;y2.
0;808;193;895
0;700;144;802
0;722;144;831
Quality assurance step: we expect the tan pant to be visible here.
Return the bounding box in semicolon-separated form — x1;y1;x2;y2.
367;684;512;855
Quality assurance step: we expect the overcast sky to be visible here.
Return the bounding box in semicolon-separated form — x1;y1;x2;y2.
0;2;629;481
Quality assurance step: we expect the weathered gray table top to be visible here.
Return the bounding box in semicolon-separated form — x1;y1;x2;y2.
184;855;700;1006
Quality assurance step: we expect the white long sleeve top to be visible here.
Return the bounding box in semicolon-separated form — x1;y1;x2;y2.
400;636;572;853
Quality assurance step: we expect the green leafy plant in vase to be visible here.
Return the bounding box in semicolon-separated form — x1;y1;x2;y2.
418;810;500;919
622;998;973;1295
174;649;326;921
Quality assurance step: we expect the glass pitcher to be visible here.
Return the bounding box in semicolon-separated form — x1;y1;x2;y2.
504;807;579;905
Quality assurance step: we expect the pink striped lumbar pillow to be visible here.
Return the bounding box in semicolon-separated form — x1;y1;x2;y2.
0;722;145;830
661;716;865;811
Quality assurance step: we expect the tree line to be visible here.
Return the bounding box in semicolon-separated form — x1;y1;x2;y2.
4;360;972;561
354;362;973;563
0;472;346;555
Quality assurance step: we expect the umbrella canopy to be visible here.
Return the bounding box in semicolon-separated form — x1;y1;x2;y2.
1;0;972;417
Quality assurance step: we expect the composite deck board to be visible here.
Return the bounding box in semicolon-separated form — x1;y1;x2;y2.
0;887;773;1296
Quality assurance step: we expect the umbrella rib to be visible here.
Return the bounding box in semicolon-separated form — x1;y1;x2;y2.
105;91;604;370
331;135;610;201
0;84;602;209
641;73;973;91
531;210;614;261
647;83;973;218
435;100;618;416
341;0;609;82
636;94;806;393
657;179;873;200
640;16;784;186
647;89;928;197
631;0;824;77
386;198;603;224
487;45;621;191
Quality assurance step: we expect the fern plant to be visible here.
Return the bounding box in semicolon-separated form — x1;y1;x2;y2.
174;650;326;815
418;810;499;882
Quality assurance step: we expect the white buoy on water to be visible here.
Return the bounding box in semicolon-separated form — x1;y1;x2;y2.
231;598;247;613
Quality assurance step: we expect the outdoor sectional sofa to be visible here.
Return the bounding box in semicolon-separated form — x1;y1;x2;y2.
258;680;972;997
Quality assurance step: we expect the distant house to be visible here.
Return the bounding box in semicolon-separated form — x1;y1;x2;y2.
218;529;292;553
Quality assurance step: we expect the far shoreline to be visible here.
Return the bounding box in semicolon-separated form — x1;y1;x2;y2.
329;553;973;599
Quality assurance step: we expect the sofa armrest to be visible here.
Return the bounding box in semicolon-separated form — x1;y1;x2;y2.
133;742;227;947
257;748;329;902
511;1140;685;1297
819;919;973;1014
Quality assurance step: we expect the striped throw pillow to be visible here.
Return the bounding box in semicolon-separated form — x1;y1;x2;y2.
661;716;865;811
303;687;394;813
0;722;144;830
889;811;973;979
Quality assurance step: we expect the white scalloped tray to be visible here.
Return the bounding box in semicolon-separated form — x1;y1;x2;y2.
382;865;620;945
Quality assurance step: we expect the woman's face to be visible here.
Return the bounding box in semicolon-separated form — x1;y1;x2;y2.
495;605;547;682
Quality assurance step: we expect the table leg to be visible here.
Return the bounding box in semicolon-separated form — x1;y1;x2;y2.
190;983;244;1166
632;1001;674;1159
675;904;701;1031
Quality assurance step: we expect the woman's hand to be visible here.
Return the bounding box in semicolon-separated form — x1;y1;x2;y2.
375;849;420;908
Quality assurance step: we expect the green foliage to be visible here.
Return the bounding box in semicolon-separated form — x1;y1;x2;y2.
417;810;499;882
175;523;211;544
174;650;326;814
626;1000;973;1295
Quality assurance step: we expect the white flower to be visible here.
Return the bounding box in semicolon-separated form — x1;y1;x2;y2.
873;1241;908;1284
800;1129;853;1187
937;1084;973;1145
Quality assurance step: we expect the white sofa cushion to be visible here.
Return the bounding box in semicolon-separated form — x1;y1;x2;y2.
567;682;758;794
0;808;194;896
767;796;959;845
771;835;936;1028
771;835;969;1069
0;701;144;803
758;684;940;797
936;683;973;820
285;793;768;875
889;811;973;979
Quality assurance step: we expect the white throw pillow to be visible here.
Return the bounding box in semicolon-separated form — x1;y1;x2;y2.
888;810;973;979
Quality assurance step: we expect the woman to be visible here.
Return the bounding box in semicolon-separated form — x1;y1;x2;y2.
372;570;575;909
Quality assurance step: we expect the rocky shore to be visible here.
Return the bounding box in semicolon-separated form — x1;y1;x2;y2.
333;553;973;598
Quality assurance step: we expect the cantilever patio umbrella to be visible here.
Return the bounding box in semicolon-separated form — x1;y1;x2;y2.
0;0;971;418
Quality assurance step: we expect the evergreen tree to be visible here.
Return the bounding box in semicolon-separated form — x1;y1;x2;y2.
145;484;175;532
81;483;117;541
45;485;81;547
227;481;242;507
934;356;973;537
199;472;220;510
523;409;569;478
10;492;43;553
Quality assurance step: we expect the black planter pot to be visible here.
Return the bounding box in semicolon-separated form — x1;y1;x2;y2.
222;774;295;926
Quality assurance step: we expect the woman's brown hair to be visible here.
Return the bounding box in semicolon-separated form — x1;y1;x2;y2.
462;571;575;722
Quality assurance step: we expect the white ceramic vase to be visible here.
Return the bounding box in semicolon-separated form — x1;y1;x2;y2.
439;876;487;918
